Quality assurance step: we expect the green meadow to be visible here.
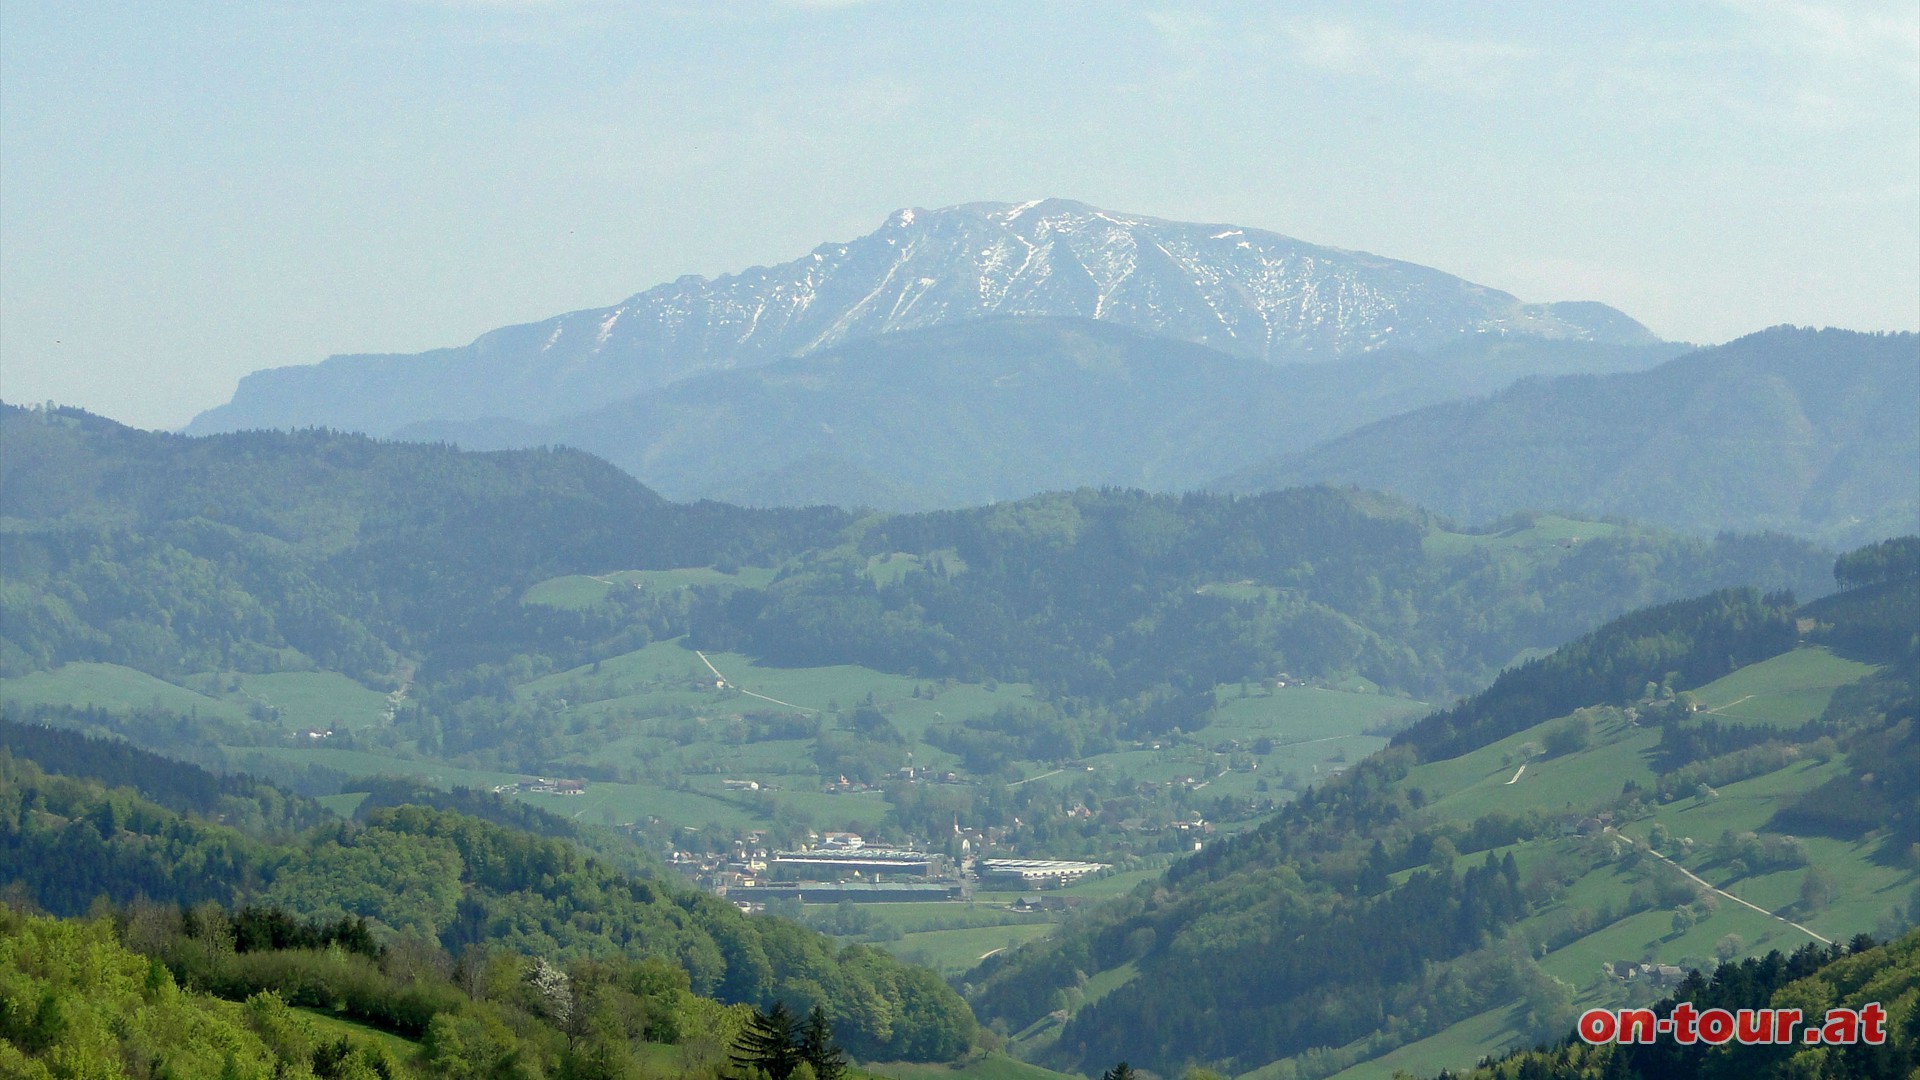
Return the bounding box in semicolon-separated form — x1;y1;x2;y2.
521;565;778;609
1689;646;1880;727
1319;1003;1525;1080
1;662;253;723
1419;515;1625;559
892;923;1059;977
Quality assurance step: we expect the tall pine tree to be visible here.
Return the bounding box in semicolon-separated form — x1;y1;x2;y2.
730;1003;802;1080
801;1006;848;1080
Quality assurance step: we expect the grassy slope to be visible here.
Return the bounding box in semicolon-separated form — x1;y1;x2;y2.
235;671;393;731
1318;1004;1525;1080
1;665;393;748
1419;515;1624;559
497;637;1422;837
894;923;1061;977
521;565;780;610
1238;645;1906;1080
1;662;254;723
294;1006;422;1060
1688;646;1880;727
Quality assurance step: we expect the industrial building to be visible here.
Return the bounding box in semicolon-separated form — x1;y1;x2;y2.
725;881;968;904
975;858;1109;888
769;848;946;879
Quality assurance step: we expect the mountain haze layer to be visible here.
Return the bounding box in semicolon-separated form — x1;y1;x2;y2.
1221;327;1920;547
396;318;1683;509
186;199;1656;437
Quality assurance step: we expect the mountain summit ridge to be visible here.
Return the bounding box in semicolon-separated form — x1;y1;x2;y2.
186;199;1656;436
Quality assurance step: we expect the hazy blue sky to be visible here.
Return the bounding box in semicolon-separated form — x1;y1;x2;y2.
3;1;1916;430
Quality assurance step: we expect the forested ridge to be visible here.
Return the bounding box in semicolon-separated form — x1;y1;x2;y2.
689;489;1832;704
1;403;848;682
1;403;1834;786
1222;327;1920;548
0;732;976;1065
1392;589;1801;761
386;317;1685;512
0;898;907;1079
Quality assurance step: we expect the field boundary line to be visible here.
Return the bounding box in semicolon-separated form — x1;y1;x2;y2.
694;651;817;714
1618;830;1832;944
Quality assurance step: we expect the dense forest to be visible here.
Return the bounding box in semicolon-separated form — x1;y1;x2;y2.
0;899;904;1080
0;730;976;1063
0;404;847;679
690;488;1832;703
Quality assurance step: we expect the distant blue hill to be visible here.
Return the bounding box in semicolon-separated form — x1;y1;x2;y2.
393;316;1682;510
1219;326;1920;547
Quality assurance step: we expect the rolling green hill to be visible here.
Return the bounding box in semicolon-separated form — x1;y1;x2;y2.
0;735;977;1063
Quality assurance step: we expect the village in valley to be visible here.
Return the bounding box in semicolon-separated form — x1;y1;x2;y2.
667;826;1111;911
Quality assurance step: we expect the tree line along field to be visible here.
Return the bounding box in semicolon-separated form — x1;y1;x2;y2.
521;566;781;610
0;664;394;737
1;631;1427;855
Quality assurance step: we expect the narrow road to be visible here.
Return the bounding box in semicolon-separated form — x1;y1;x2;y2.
1011;768;1066;787
1618;831;1832;945
1278;734;1362;748
694;651;817;713
1700;694;1755;716
1505;763;1527;785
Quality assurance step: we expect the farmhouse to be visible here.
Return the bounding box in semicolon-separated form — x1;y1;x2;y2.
522;778;586;795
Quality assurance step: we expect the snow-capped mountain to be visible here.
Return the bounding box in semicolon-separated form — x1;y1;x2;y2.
188;199;1656;436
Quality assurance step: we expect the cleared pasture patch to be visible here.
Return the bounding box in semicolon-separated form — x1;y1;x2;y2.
1689;646;1879;727
887;923;1057;976
2;662;252;723
235;671;391;732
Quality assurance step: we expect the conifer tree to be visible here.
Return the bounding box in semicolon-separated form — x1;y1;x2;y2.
730;1002;803;1080
800;1006;848;1080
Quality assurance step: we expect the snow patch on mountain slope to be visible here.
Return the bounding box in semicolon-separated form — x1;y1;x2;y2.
187;198;1659;435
